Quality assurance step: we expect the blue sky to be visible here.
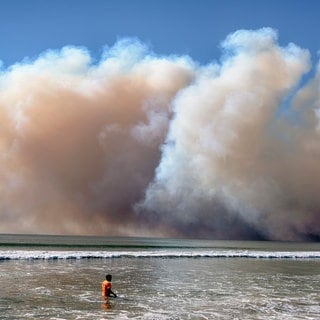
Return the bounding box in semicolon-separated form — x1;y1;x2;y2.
1;0;320;68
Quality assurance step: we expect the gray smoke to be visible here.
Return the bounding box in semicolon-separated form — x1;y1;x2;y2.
140;28;320;241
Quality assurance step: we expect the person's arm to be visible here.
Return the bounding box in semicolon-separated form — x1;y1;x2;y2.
107;288;117;298
110;289;117;298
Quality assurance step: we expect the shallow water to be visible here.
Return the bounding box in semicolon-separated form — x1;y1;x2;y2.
0;235;319;319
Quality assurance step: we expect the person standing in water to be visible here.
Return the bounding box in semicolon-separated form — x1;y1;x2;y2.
102;274;117;299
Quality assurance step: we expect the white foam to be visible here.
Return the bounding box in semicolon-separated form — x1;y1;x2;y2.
1;249;320;260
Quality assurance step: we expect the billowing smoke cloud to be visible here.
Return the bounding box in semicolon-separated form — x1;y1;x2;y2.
1;29;320;240
0;39;195;236
139;28;320;241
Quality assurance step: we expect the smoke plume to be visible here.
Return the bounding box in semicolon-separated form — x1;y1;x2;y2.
1;29;320;240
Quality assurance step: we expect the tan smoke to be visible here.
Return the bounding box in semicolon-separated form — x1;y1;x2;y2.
1;30;320;240
0;39;194;235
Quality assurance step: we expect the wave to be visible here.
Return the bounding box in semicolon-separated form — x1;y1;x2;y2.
1;249;320;260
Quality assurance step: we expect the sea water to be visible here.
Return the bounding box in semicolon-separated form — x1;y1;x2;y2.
0;235;319;320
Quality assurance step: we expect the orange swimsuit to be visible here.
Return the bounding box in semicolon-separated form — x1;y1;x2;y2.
101;280;112;297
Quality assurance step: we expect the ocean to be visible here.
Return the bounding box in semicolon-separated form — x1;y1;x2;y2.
0;234;319;320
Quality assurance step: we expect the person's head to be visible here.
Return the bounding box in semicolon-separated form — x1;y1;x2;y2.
106;274;112;281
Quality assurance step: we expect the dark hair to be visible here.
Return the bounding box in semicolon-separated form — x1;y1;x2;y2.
106;274;112;281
